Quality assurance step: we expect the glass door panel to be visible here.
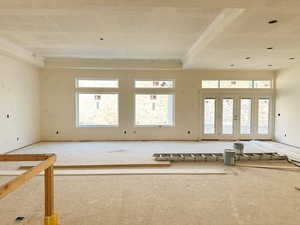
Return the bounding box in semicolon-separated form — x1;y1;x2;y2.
258;98;270;135
240;98;252;135
222;98;234;135
204;98;216;134
202;94;272;139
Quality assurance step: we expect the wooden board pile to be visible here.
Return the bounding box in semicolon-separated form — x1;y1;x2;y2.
153;152;287;162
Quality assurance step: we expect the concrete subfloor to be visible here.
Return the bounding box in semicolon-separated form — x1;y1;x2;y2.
1;166;300;225
2;140;296;170
1;141;300;225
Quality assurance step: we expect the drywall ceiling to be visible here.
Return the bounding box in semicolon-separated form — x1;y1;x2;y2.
0;0;300;70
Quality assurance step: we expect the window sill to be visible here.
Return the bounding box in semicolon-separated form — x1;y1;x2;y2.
77;125;119;128
134;125;174;128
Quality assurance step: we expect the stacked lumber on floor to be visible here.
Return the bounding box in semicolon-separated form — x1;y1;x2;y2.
153;152;287;162
236;164;300;171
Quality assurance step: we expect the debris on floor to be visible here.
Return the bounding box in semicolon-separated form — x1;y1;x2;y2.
15;217;25;222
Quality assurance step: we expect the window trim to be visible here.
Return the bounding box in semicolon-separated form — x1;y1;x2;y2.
134;93;175;127
134;79;175;89
75;91;120;128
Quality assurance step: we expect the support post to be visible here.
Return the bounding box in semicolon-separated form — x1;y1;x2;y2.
44;166;59;225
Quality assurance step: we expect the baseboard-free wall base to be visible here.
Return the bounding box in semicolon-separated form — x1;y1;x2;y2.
4;141;41;154
200;139;273;141
41;139;202;142
275;141;300;150
236;164;300;171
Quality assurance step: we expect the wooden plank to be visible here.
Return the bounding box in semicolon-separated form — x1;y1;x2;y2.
0;154;52;162
0;155;56;200
236;164;300;171
0;168;226;176
44;166;54;217
18;161;171;170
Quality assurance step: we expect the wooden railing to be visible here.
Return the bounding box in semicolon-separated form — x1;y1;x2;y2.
0;154;59;225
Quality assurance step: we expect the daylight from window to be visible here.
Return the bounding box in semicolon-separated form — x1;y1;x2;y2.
135;80;174;88
78;93;118;126
202;80;219;88
253;80;272;88
77;79;118;88
258;99;270;134
202;80;272;89
240;98;252;134
204;98;215;134
135;94;174;126
222;98;233;134
220;80;253;88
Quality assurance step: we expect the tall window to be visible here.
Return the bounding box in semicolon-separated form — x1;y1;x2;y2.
134;80;175;126
76;78;119;127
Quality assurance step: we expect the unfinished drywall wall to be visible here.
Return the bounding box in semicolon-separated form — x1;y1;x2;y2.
275;65;300;147
41;64;274;141
0;55;40;153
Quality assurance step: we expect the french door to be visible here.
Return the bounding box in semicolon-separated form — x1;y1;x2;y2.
202;93;273;140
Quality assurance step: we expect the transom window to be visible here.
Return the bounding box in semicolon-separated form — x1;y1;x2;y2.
202;80;219;88
220;80;253;88
135;80;174;88
202;80;272;89
77;78;119;88
253;80;272;88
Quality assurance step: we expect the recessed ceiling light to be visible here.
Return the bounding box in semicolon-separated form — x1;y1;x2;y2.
289;57;295;60
245;57;251;60
268;20;278;24
267;47;273;50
